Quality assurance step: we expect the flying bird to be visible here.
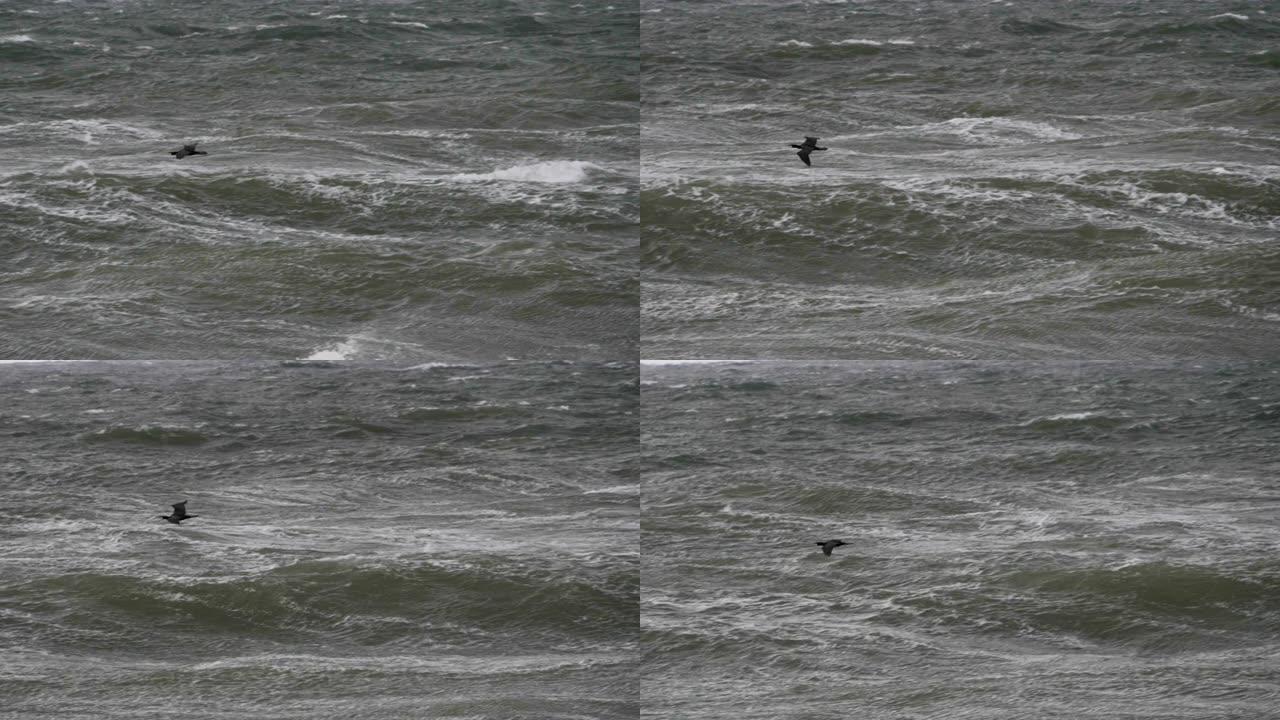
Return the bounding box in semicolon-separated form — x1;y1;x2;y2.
816;539;846;556
160;501;198;524
790;136;827;166
170;143;207;159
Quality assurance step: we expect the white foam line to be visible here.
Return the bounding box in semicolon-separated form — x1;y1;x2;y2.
448;160;605;184
639;359;761;366
0;359;189;364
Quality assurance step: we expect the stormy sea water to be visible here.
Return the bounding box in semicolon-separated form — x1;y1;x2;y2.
0;360;638;718
642;360;1280;719
1;0;638;362
7;0;1280;716
642;0;1280;359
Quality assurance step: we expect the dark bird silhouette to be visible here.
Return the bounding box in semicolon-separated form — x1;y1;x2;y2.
169;143;207;160
816;539;846;556
790;136;827;166
160;501;198;524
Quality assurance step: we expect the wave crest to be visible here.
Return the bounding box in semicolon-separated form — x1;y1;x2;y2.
448;160;605;184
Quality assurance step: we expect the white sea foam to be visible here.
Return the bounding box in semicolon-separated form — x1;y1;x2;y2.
303;339;358;361
0;360;97;365
933;117;1084;144
190;652;622;675
0;188;139;226
640;359;759;366
1041;411;1109;421
582;483;639;495
778;39;813;47
0;34;35;43
1222;299;1280;323
1209;13;1248;21
449;160;603;184
0;118;162;144
302;335;440;362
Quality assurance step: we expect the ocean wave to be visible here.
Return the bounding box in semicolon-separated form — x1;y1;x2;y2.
1123;13;1278;38
1;164;635;247
1247;49;1280;67
188;650;626;676
999;18;1087;35
303;341;357;361
918;117;1084;145
1021;411;1132;432
643;159;1277;280
81;424;210;446
448;160;608;184
833;38;915;46
12;558;636;639
640;359;759;366
299;336;433;362
770;37;907;57
398;404;528;422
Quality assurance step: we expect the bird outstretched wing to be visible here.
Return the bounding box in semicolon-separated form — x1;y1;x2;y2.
797;150;812;166
172;501;188;514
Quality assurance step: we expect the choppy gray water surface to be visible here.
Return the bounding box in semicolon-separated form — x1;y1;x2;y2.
1;0;638;362
642;360;1280;719
0;360;638;719
642;0;1280;359
6;0;1279;716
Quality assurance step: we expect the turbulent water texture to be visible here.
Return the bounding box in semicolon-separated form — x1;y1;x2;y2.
642;0;1280;359
5;0;1279;717
0;361;638;719
1;0;639;362
642;360;1280;719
